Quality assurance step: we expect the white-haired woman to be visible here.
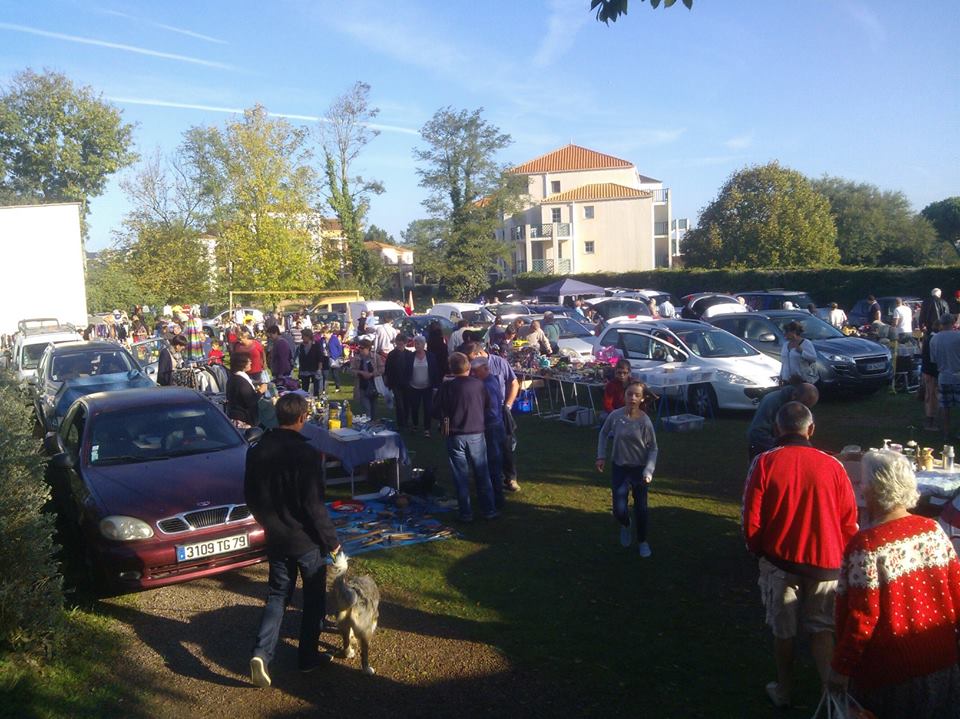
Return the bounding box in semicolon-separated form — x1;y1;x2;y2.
403;335;440;437
829;450;960;718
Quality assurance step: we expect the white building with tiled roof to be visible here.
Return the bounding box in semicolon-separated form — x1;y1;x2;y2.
499;144;672;276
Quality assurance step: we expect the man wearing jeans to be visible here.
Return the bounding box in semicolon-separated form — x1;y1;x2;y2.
433;352;497;521
471;356;506;510
244;393;341;687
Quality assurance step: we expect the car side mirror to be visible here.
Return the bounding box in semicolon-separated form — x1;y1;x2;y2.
758;333;777;343
51;452;76;470
244;427;264;444
43;432;62;455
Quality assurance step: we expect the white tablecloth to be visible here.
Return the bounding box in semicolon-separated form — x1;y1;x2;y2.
916;469;960;498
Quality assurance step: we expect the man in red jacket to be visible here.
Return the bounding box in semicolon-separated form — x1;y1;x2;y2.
742;401;858;709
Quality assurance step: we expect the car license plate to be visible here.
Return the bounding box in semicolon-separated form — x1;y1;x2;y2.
865;362;885;371
176;534;248;562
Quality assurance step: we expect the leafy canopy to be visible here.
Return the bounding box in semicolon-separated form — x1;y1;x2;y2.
0;69;136;213
921;197;960;259
682;162;839;269
591;0;692;24
811;176;937;266
414;107;526;299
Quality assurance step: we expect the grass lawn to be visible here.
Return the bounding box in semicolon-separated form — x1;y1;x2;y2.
1;380;929;717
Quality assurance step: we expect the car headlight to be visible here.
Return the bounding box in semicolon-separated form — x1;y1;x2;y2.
822;352;854;364
715;370;754;385
100;516;154;541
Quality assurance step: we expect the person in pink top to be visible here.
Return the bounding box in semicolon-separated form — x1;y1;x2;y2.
829;450;960;718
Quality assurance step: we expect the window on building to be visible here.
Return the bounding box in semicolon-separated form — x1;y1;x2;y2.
584;205;594;219
584;241;595;254
551;180;561;194
551;207;561;223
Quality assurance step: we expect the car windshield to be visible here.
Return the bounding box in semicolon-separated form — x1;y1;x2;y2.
460;309;490;324
556;318;592;338
22;342;51;369
51;349;136;381
495;304;530;317
371;309;406;323
772;315;844;340
594;300;652;319
674;328;758;358
89;403;242;465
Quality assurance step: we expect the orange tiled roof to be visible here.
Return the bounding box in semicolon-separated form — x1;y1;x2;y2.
511;144;634;174
541;183;652;203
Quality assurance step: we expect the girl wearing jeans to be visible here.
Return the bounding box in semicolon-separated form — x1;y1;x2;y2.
596;382;658;557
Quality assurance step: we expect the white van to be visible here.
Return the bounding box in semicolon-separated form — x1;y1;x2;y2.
347;301;407;326
9;325;82;386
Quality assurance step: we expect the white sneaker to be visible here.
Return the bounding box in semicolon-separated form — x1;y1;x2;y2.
638;541;652;558
250;656;271;688
619;525;631;547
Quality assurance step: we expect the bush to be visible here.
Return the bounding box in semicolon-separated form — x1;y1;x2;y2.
505;266;959;308
0;376;62;650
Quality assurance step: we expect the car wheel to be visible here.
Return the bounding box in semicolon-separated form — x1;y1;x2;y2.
688;383;718;416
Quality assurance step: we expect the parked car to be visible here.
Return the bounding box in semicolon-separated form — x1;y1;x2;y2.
707;310;893;393
202;308;265;337
486;302;537;321
594;319;782;414
847;296;923;327
31;341;152;433
525;314;596;360
392;314;456;341
44;387;266;595
428;303;496;325
347;300;408;326
680;293;748;320
605;288;676;306
129;337;170;383
735;290;818;312
5;319;81;388
585;297;654;322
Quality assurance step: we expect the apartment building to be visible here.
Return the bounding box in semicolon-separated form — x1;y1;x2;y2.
498;144;672;276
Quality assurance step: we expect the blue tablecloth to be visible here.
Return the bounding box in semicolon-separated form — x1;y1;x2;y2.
301;422;409;473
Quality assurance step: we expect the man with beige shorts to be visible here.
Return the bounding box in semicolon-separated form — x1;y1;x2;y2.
742;402;859;708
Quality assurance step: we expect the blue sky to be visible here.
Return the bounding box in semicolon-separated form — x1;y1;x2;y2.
1;0;958;251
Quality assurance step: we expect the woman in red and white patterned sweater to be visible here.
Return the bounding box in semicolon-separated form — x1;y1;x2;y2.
829;450;960;718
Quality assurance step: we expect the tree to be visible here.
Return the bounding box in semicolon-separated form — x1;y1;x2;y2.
811;177;936;266
591;0;692;24
320;82;385;295
921;197;960;259
401;219;445;285
363;225;395;246
181;105;336;300
85;250;157;312
112;150;212;303
414;107;526;299
0;69;136;223
682;162;839;269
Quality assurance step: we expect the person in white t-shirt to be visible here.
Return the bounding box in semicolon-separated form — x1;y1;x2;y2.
828;303;847;329
892;298;913;337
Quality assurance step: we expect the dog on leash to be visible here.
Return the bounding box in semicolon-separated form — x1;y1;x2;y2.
328;551;380;675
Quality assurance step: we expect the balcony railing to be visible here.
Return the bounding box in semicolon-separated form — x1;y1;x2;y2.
531;258;572;274
514;259;527;274
651;188;669;203
654;221;669;236
529;222;572;239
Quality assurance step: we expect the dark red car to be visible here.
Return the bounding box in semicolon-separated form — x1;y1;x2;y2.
45;387;266;595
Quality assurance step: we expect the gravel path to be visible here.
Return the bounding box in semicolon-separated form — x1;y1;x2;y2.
99;562;567;719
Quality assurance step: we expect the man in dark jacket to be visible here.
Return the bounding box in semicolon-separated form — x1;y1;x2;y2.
919;288;950;332
245;393;340;687
384;334;410;428
157;335;187;386
433;352;497;521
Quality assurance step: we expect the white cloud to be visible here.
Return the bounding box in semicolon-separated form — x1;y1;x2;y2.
841;1;885;50
0;22;234;70
533;0;590;69
98;9;228;45
724;133;753;150
108;96;419;135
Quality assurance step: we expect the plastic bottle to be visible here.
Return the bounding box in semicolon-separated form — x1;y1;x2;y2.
340;402;348;428
328;402;340;430
345;402;353;428
945;445;955;473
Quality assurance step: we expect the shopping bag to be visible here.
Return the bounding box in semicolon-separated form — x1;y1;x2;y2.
811;691;876;719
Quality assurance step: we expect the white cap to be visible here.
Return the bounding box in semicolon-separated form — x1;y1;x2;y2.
933;288;942;297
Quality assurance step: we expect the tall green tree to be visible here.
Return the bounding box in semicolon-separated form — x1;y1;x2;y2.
113;150;211;303
0;69;136;224
85;249;157;312
682;162;839;269
414;107;526;299
181;105;335;299
810;176;935;266
401;219;444;285
320;81;384;295
921;197;960;260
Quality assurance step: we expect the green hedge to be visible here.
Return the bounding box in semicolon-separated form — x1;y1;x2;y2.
503;266;960;308
0;377;62;650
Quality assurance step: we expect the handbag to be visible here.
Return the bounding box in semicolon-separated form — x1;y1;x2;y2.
811;690;876;719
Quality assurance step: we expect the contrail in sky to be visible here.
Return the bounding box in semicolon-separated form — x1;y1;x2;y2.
0;22;234;70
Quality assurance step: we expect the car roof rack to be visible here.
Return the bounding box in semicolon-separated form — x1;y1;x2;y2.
17;318;75;335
